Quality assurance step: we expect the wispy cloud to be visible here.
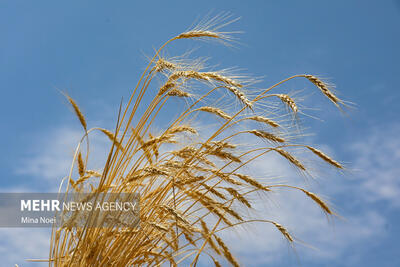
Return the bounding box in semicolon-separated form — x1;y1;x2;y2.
15;126;111;189
6;123;398;266
0;228;50;267
348;125;400;206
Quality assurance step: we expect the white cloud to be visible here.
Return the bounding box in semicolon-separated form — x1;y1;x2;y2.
15;126;111;188
349;125;400;206
0;228;50;267
16;126;83;182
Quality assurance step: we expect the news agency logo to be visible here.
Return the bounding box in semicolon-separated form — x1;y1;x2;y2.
20;199;137;212
0;193;140;228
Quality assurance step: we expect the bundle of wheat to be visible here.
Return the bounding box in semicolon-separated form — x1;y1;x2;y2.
44;13;346;266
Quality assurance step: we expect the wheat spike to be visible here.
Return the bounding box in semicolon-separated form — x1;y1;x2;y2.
143;166;169;176
169;228;178;251
273;148;306;171
148;222;169;232
201;183;227;200
207;148;241;163
303;75;343;107
209;141;237;149
158;82;175;95
306;146;343;169
77;152;85;177
66;95;87;131
211;170;243;186
234;173;270;191
299;188;332;215
132;128;153;163
169;70;204;81
168;125;197;135
85;170;102;177
141;134;175;149
175;30;221;40
166;89;191;97
169;70;242;89
212;257;222;267
196;106;232;120
160;205;189;224
176;175;204;186
247;116;279;128
214;235;240;267
225;86;253;109
183;232;196;246
200;220;221;255
276;94;298;114
271;222;294;242
154;58;178;72
221;205;243;221
248;129;285;143
99;128;124;151
202;72;243;88
148;132;159;159
225;187;251;208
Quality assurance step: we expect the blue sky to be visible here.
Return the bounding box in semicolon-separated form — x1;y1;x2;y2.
1;0;399;266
